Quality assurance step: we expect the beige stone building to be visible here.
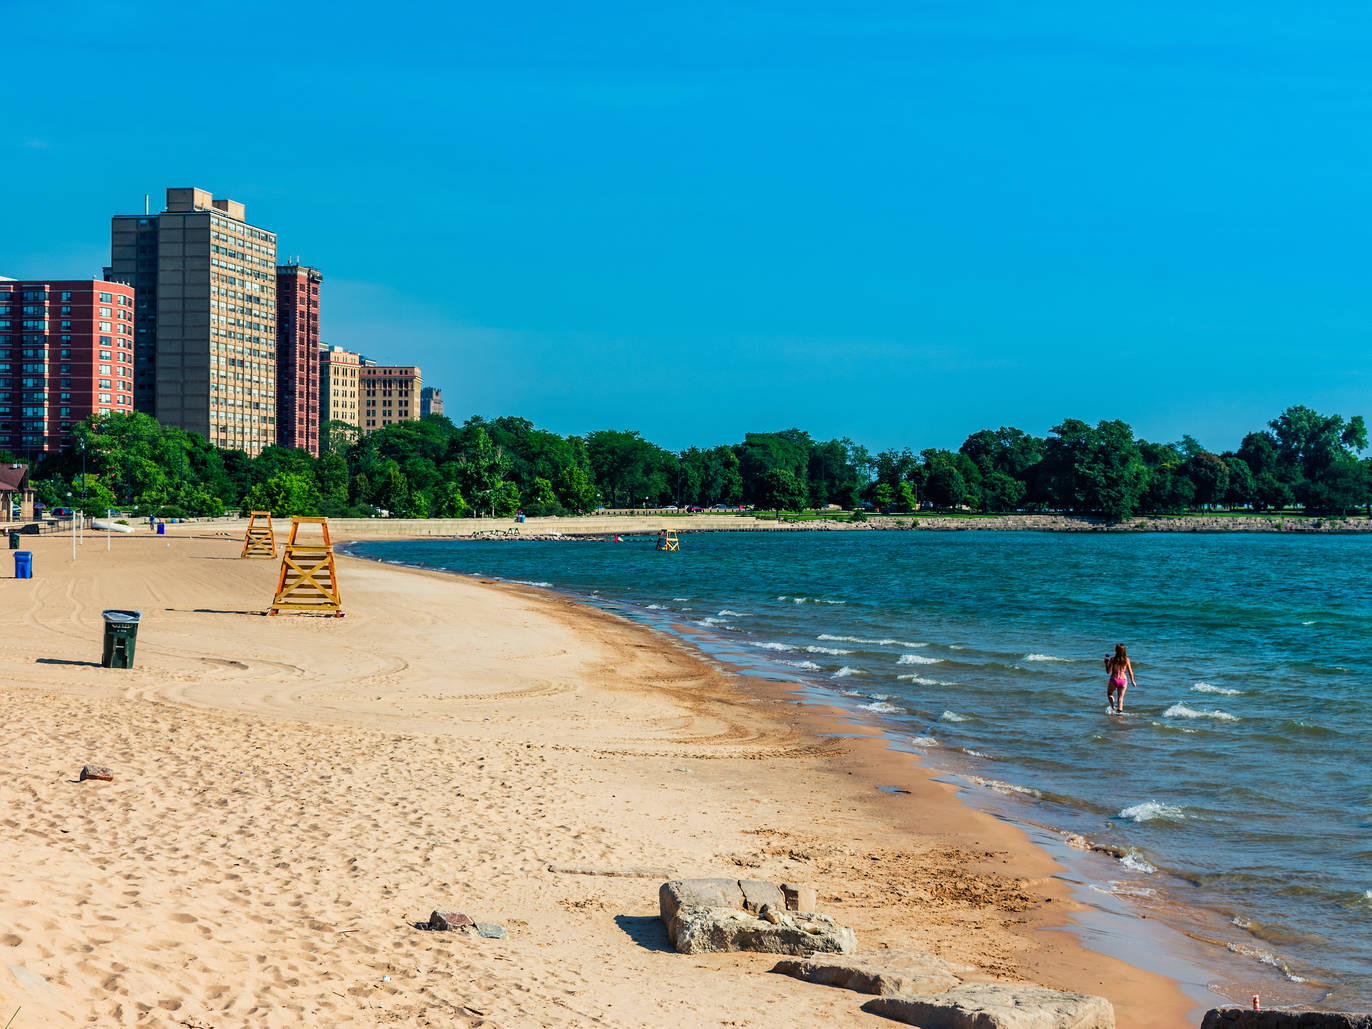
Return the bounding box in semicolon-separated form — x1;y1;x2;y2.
360;365;421;435
108;187;278;455
319;343;361;435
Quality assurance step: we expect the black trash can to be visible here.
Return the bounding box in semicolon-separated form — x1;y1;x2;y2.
101;609;142;669
7;531;19;550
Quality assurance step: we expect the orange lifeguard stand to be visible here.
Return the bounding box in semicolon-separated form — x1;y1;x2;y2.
241;510;277;558
269;517;344;617
656;529;680;552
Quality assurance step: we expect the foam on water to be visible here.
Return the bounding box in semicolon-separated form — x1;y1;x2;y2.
751;641;794;652
1191;682;1241;696
806;645;853;655
1165;703;1239;721
1120;851;1157;874
645;603;666;610
909;735;939;747
777;594;846;605
897;653;942;665
1023;652;1073;662
1119;801;1187;823
940;710;969;722
718;608;749;617
780;659;821;670
897;673;956;686
833;666;860;678
860;700;901;713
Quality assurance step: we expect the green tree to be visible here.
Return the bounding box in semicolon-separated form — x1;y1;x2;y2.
980;471;1026;512
759;468;807;513
243;472;321;517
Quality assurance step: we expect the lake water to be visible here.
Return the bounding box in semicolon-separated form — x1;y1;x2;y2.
350;530;1372;1009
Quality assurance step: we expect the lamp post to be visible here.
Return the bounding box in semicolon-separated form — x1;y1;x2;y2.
67;490;74;560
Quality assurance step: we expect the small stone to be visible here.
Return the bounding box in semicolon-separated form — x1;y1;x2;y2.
473;922;507;939
79;765;114;782
781;883;817;912
427;910;474;931
759;904;783;924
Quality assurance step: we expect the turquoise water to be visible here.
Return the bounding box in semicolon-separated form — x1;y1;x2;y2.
351;531;1372;1008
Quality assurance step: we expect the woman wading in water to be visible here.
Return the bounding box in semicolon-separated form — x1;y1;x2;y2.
1104;644;1136;713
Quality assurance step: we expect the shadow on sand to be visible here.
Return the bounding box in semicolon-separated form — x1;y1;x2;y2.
613;914;673;953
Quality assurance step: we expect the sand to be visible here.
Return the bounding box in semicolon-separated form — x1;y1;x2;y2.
0;526;1195;1027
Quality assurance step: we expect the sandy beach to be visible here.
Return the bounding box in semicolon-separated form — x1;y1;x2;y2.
0;526;1195;1027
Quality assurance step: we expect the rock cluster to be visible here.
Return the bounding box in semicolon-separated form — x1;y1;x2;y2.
658;879;1113;1027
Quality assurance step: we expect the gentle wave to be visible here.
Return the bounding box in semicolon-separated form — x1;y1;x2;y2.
510;579;553;587
971;776;1043;798
776;594;846;605
751;641;794;652
718;608;749;617
909;735;939;747
779;659;821;670
1119;801;1187;823
806;645;853;655
818;633;927;648
1165;703;1239;721
1023;652;1073;663
940;710;969;722
645;603;666;610
1191;682;1241;696
1225;942;1307;983
860;700;901;713
898;673;956;686
897;654;942;665
833;666;861;678
1120;851;1157;873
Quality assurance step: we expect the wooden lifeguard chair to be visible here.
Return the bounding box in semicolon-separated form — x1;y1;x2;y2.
656;529;680;552
269;517;344;617
241;510;277;558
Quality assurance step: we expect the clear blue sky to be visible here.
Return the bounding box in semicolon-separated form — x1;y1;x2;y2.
3;1;1369;454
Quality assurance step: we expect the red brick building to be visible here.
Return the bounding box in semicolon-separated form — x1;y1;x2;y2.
0;279;135;456
274;264;321;456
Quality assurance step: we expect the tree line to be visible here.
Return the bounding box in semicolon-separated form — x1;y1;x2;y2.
14;404;1371;522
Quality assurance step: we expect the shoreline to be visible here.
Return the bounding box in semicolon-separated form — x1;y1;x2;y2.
1;525;1196;1026
353;535;1293;1018
342;535;1217;1022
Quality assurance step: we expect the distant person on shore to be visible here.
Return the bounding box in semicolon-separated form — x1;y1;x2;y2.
1104;644;1136;713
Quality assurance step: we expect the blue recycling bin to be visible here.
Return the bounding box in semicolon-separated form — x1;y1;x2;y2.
156;522;166;535
14;551;32;579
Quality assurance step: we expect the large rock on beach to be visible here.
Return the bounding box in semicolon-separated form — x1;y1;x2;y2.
1200;1011;1372;1029
772;948;962;995
671;905;856;956
863;983;1114;1028
79;765;114;782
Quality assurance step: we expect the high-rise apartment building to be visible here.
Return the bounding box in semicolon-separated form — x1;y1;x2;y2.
0;279;135;455
275;264;321;456
108;187;277;455
360;365;421;435
420;386;443;418
318;343;361;433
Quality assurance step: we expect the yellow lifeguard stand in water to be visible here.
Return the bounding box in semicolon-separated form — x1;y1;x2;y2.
656;529;680;552
269;517;344;617
241;510;277;558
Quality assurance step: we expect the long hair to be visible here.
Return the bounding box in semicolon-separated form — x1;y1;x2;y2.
1109;643;1128;673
